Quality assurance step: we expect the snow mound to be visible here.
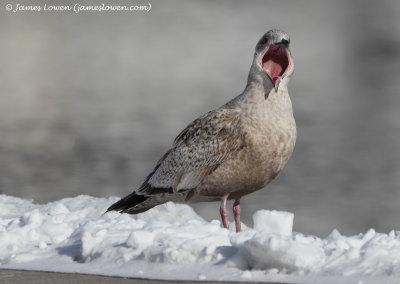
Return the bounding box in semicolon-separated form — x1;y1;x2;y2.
252;209;294;236
0;194;399;283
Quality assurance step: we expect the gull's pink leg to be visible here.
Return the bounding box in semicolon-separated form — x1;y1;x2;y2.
233;198;241;232
220;195;229;229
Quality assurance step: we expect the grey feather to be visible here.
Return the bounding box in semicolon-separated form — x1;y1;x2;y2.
139;108;244;193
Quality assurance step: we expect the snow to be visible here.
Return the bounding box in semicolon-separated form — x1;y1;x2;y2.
0;195;399;283
252;210;294;236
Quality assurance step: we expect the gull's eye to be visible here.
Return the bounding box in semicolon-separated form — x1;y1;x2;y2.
256;37;269;51
259;37;269;46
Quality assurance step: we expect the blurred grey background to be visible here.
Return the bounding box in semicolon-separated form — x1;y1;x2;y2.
1;0;400;237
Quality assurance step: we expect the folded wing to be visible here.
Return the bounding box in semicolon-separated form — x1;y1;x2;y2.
138;107;244;195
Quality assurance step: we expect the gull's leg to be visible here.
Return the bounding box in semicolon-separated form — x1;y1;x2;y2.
233;198;241;232
219;195;229;229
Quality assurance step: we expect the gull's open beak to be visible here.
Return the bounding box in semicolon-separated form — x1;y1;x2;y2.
261;42;292;92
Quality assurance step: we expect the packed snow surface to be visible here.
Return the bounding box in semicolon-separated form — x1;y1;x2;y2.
0;195;399;283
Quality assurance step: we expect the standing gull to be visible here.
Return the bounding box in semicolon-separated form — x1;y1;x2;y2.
107;29;296;232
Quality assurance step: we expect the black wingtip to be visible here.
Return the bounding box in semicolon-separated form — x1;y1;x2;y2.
106;192;148;214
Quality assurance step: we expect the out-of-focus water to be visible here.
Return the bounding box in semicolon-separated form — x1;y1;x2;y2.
1;0;400;236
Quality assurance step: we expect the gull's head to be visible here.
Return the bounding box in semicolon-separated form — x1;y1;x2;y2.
254;29;294;92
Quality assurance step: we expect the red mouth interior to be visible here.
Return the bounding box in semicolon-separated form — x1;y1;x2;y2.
262;45;290;84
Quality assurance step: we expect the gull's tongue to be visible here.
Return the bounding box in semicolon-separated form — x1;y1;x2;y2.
263;59;282;84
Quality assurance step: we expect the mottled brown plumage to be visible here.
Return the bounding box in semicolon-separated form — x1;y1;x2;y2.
107;29;296;232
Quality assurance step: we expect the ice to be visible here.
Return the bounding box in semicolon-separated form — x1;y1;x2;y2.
0;194;400;284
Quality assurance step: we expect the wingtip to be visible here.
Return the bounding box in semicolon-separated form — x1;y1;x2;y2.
106;192;149;214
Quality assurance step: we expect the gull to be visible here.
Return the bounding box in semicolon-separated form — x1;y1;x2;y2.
107;29;296;232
